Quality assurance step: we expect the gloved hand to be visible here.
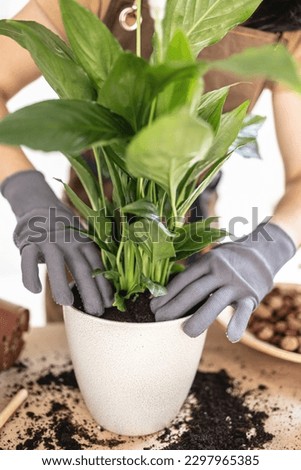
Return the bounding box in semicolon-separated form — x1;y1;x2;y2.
151;223;296;342
1;170;113;315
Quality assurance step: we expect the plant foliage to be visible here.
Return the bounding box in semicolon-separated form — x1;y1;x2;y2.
0;0;300;310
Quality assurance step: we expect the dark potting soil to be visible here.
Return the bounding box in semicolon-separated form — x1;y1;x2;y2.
11;362;126;450
155;370;274;450
6;360;274;450
73;286;155;323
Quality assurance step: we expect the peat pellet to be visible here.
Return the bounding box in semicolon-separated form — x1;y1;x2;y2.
254;305;272;320
250;321;268;334
257;327;274;341
274;321;287;333
267;295;283;311
248;286;301;353
287;316;301;331
280;336;299;352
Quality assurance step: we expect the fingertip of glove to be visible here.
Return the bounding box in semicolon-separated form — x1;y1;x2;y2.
24;280;42;295
54;291;74;307
183;321;204;338
150;298;159;313
226;329;242;343
84;302;105;317
154;308;169;322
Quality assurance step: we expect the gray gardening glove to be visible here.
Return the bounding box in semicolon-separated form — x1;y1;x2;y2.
151;223;296;342
1;170;113;315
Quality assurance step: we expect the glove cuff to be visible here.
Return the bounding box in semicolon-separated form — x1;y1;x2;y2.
1;170;62;218
239;222;296;276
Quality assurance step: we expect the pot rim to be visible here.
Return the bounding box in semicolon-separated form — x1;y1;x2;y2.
63;302;197;330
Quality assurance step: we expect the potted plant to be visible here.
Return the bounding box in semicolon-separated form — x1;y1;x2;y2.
0;0;300;436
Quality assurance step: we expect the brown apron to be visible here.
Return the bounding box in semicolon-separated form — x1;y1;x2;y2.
45;1;297;322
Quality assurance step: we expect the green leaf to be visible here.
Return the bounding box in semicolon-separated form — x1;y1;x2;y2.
156;30;204;115
101;148;125;208
64;154;101;210
99;53;152;131
60;0;121;90
207;101;250;162
170;263;186;274
126;108;214;206
121;200;174;237
177;103;249;217
0;100;132;153
68;225;111;254
212;44;301;94
197;86;229;133
55;178;98;220
163;0;263;56
174;221;227;260
0;20;94;100
129;220;175;263
55;178;112;246
165;29;195;63
99;52;202;131
113;292;126;312
178;154;230;218
93;270;119;284
141;275;167;298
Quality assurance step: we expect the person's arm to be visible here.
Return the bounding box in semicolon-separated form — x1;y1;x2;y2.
0;0;103;182
0;0;113;315
0;0;49;181
270;85;301;248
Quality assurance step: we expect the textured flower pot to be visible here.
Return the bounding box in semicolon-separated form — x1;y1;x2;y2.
63;304;207;436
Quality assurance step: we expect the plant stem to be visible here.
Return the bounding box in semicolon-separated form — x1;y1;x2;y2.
148;98;157;125
93;146;106;216
136;0;142;57
137;177;145;199
155;19;164;63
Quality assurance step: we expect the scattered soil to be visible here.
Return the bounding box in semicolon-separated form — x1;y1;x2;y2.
3;360;274;450
5;362;126;450
154;369;274;450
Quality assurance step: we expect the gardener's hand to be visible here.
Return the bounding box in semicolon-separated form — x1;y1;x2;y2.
151;223;296;342
1;170;113;315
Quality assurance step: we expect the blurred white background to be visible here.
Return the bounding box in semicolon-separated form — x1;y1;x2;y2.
0;1;300;327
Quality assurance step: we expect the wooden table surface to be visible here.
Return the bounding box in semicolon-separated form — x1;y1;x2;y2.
0;322;300;450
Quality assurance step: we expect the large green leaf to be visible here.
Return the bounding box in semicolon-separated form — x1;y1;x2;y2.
163;0;263;56
178;102;249;216
0;100;132;153
59;0;121;90
0;20;94;100
174;221;226;260
99;52;202;131
98;54;152;131
212;44;301;94
126;108;214;207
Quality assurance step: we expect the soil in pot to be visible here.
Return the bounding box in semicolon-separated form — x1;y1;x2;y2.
73;287;154;323
72;285;205;323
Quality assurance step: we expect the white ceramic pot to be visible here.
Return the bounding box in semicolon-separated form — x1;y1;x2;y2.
63;304;207;436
